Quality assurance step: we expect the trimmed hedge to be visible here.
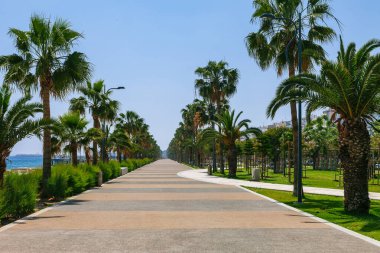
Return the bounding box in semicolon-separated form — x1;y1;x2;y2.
0;171;40;219
121;158;152;172
0;158;153;220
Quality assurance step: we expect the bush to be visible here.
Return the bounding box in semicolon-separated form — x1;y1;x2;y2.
0;172;39;219
109;160;121;178
78;163;100;187
120;158;153;172
47;166;69;199
98;162;113;182
47;164;96;199
66;167;89;195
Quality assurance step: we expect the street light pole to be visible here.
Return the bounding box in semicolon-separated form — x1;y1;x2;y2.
261;12;303;203
296;12;303;204
101;86;125;163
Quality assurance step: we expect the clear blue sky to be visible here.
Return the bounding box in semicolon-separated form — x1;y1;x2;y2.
1;0;379;154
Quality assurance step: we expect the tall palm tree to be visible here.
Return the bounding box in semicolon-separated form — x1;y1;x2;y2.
267;38;380;214
117;111;141;139
246;0;339;195
180;99;208;165
0;85;45;185
203;110;261;178
0;15;91;194
70;80;119;164
195;61;239;173
116;111;145;159
108;127;130;162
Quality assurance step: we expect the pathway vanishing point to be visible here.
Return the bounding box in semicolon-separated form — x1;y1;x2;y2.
0;160;379;252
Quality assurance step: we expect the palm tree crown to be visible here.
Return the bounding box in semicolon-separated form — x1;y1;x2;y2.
203;110;261;178
246;0;338;75
195;61;239;110
0;85;45;184
70;80;119;164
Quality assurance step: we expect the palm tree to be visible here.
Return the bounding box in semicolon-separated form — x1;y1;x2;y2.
203;110;261;178
0;85;45;185
0;15;91;194
246;0;339;195
195;61;239;173
267;38;380;214
180;99;208;165
53;112;104;166
70;80;119;164
108;126;130;162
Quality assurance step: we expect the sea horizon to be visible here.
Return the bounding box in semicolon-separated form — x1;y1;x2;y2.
6;154;43;169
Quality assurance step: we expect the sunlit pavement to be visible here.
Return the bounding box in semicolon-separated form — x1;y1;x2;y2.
0;159;378;252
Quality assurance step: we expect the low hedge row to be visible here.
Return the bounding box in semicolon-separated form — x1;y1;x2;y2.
0;158;153;221
0;171;40;219
120;158;152;172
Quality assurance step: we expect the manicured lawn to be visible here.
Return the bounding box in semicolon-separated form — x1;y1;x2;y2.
213;167;380;192
245;187;380;241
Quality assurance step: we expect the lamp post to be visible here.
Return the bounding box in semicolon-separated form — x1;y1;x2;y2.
261;12;303;203
101;86;125;162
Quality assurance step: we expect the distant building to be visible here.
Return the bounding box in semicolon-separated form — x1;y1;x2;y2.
257;114;320;133
323;109;335;119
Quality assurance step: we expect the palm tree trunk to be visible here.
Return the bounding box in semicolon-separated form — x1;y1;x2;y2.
211;122;217;172
71;143;78;166
123;149;128;161
85;147;91;164
41;84;52;198
0;156;7;187
216;104;225;174
220;141;225;174
287;142;292;182
288;66;302;196
117;148;122;163
228;145;237;178
340;119;370;214
312;155;317;170
93;116;100;164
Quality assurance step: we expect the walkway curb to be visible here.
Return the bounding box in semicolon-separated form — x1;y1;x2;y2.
177;169;380;200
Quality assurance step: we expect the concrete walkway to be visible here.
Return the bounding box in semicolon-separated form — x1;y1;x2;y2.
178;169;380;200
0;160;379;252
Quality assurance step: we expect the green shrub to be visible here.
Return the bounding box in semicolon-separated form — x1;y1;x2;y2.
66;167;89;195
78;163;100;187
0;172;39;219
120;158;152;172
47;165;69;199
47;164;95;199
109;160;121;178
98;162;113;182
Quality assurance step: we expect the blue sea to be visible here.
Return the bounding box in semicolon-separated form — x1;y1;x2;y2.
6;155;43;169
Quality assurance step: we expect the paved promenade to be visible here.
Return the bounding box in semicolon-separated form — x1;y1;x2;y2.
0;160;379;252
179;169;380;200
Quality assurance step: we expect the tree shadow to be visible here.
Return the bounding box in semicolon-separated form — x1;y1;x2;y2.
61;199;90;206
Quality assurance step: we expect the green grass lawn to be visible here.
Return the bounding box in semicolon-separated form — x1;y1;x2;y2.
213;167;380;192
246;187;380;241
